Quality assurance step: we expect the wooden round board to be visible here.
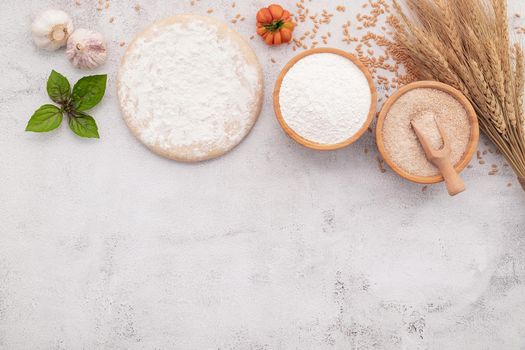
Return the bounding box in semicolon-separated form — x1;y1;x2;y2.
117;15;264;162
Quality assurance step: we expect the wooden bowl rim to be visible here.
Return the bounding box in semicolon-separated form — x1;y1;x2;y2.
376;80;480;184
273;48;377;151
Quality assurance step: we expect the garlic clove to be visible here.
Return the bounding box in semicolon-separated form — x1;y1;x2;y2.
66;29;107;69
31;10;74;51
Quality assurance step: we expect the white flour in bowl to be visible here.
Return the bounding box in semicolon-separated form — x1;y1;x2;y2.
278;53;372;145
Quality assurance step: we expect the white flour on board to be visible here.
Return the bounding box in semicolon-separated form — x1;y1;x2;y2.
279;53;372;145
118;18;261;160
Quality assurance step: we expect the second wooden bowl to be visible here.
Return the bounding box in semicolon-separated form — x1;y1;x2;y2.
376;81;479;184
273;48;377;150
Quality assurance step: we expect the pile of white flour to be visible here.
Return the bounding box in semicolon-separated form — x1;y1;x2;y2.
279;53;372;145
118;17;261;161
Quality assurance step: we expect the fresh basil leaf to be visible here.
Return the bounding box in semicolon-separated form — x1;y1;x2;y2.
25;104;63;132
72;75;107;112
47;70;71;104
68;112;100;138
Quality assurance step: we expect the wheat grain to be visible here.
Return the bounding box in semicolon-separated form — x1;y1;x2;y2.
470;60;507;133
514;44;525;124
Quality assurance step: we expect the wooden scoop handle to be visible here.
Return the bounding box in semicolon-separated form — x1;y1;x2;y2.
411;116;466;196
433;157;466;196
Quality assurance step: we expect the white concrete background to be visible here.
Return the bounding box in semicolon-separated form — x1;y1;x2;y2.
1;0;525;349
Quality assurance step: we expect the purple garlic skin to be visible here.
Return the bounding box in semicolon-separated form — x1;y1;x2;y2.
67;28;107;69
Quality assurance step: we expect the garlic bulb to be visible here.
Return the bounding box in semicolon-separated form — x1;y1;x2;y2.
31;10;74;51
66;29;107;69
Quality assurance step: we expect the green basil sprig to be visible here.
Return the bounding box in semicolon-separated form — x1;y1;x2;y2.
26;70;107;139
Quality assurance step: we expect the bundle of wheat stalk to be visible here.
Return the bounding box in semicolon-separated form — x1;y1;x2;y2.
389;0;525;191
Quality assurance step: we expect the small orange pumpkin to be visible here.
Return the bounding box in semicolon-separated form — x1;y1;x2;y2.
256;4;295;46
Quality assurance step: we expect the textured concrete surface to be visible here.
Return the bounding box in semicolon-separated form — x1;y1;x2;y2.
1;0;525;349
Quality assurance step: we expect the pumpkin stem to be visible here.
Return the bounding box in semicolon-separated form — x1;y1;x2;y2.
264;20;284;32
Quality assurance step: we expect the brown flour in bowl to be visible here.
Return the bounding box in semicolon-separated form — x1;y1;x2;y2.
382;88;471;177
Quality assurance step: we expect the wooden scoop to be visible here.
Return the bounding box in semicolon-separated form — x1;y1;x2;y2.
411;114;466;196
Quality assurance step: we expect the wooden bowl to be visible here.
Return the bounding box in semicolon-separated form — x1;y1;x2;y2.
273;48;377;150
376;81;479;184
